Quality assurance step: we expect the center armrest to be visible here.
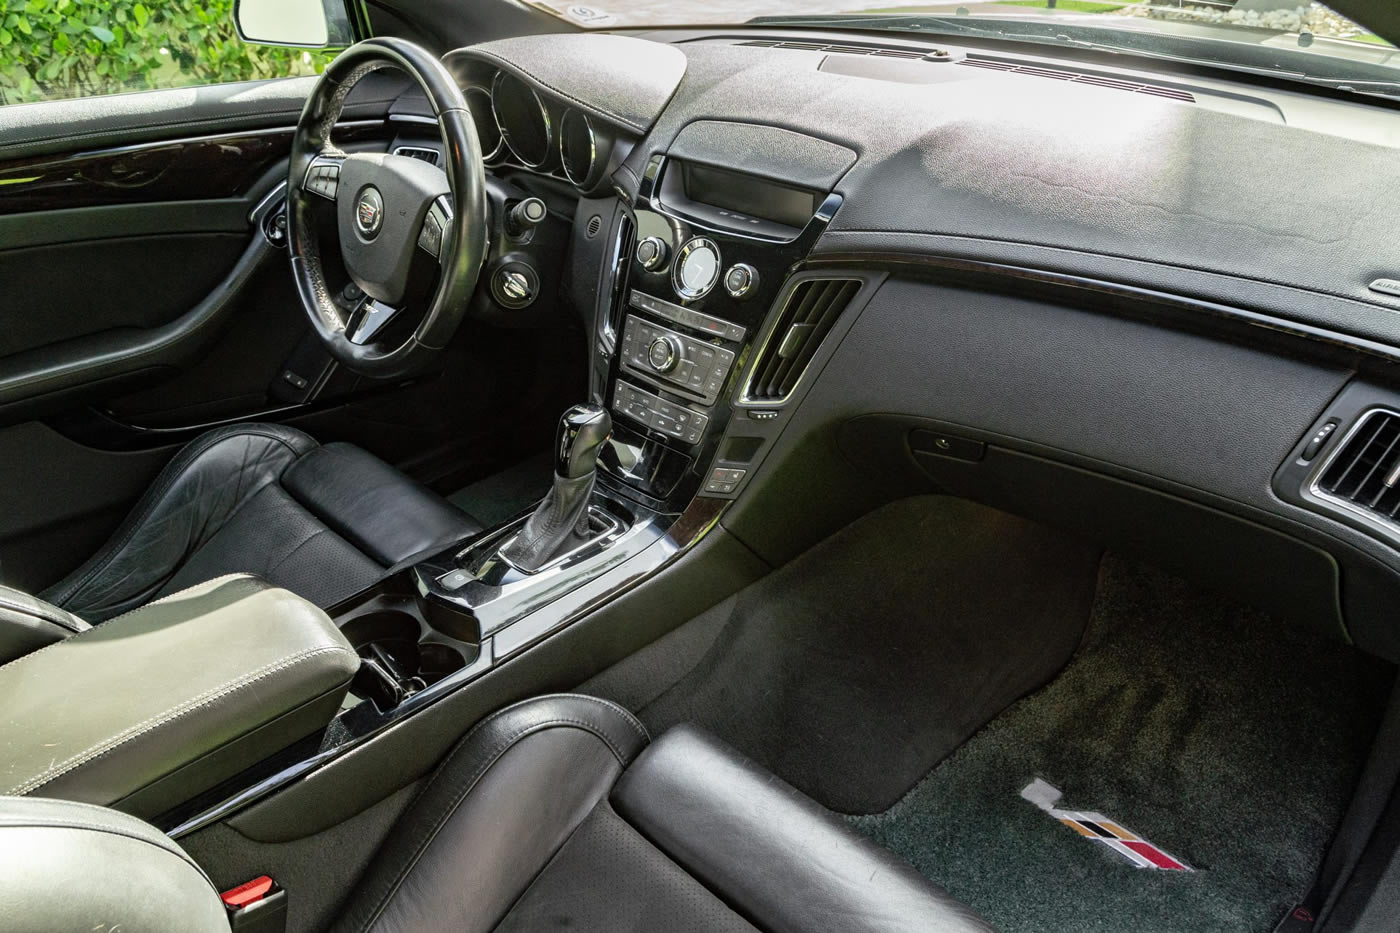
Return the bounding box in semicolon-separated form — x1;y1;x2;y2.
0;574;359;819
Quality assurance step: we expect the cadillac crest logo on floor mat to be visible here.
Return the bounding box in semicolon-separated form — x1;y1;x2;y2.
1021;778;1193;871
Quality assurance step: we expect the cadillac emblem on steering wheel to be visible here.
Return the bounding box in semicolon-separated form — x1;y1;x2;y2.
355;186;384;238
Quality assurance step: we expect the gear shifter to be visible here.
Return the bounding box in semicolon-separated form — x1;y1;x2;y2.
499;404;612;572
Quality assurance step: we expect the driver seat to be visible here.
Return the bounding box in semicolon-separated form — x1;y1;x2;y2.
40;423;481;624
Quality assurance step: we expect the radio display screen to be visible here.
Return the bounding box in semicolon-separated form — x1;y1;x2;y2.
681;163;821;230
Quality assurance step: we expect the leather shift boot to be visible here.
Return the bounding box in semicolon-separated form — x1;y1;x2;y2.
499;472;595;572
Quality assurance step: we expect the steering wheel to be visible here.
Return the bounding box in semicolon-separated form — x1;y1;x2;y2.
286;38;488;378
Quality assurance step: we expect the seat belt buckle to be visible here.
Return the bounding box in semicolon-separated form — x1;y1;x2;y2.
221;875;288;933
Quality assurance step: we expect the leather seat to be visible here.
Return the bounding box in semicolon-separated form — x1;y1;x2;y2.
39;423;480;623
0;694;995;932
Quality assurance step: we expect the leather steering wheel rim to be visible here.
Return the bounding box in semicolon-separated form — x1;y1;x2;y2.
286;38;487;379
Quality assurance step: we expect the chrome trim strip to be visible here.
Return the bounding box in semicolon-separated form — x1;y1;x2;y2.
559;108;597;188
461;85;505;164
490;71;552;169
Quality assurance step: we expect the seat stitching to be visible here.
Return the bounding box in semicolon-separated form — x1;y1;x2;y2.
7;643;351;795
0;574;258;675
351;715;635;933
50;427;311;607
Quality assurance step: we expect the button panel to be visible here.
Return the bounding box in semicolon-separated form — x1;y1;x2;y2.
305;161;340;200
703;466;748;495
621;315;736;405
613;381;710;445
628;291;746;342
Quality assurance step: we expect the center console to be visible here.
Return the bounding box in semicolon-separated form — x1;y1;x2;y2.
160;154;851;838
594;154;842;504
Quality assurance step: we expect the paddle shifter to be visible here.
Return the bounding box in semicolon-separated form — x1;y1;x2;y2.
500;404;612;572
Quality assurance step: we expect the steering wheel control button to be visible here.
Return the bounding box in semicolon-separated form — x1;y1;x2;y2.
673;237;721;300
355;186;384;239
647;336;681;373
627;291;745;341
417;198;453;261
305;161;340;200
612;381;710;444
492;263;540;310
620;315;735;404
724;263;759;299
636;236;670;272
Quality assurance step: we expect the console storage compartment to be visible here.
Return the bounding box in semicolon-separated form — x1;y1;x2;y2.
0;575;359;819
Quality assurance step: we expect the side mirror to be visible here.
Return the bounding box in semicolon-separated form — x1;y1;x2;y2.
234;0;359;49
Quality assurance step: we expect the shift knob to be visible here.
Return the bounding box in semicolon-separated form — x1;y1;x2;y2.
555;404;611;480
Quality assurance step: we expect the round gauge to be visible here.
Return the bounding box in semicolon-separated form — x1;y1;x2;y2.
558;109;596;188
490;71;551;167
672;237;721;300
462;86;503;163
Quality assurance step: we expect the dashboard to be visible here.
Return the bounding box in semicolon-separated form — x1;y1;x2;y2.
394;28;1400;663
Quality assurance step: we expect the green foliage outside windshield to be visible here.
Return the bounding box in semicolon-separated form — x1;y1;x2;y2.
0;0;335;106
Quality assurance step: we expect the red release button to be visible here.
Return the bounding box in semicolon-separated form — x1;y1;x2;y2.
221;875;275;909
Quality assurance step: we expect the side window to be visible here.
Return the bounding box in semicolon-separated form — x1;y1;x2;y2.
0;0;336;107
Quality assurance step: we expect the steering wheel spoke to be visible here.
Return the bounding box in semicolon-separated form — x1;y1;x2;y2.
346;296;404;346
303;153;346;201
417;195;454;262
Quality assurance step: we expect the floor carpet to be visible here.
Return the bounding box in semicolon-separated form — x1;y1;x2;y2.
633;495;1103;813
447;451;552;529
851;554;1395;933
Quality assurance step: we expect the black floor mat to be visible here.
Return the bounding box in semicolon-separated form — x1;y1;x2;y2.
636;495;1103;813
447;451;551;529
851;555;1395;933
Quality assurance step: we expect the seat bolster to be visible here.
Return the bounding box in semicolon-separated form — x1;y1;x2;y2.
0;583;88;664
282;442;482;567
42;422;318;621
0;795;227;932
612;724;997;933
333;694;648;933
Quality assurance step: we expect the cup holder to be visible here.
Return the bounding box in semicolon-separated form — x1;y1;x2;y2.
341;610;468;711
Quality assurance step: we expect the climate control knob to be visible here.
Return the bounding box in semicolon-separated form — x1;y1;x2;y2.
647;335;682;373
636;236;669;272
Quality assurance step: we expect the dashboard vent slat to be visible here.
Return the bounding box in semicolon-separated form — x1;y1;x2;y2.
393;146;441;166
746;279;861;403
734;40;1196;104
1317;411;1400;526
957;56;1196;102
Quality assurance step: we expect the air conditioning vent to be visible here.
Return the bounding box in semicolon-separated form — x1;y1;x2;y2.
958;56;1195;102
1316;411;1400;522
393;146;441;166
744;279;861;403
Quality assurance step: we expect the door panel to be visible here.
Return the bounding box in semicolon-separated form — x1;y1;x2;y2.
0;71;583;593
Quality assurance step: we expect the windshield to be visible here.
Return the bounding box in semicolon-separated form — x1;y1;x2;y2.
530;2;1399;98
